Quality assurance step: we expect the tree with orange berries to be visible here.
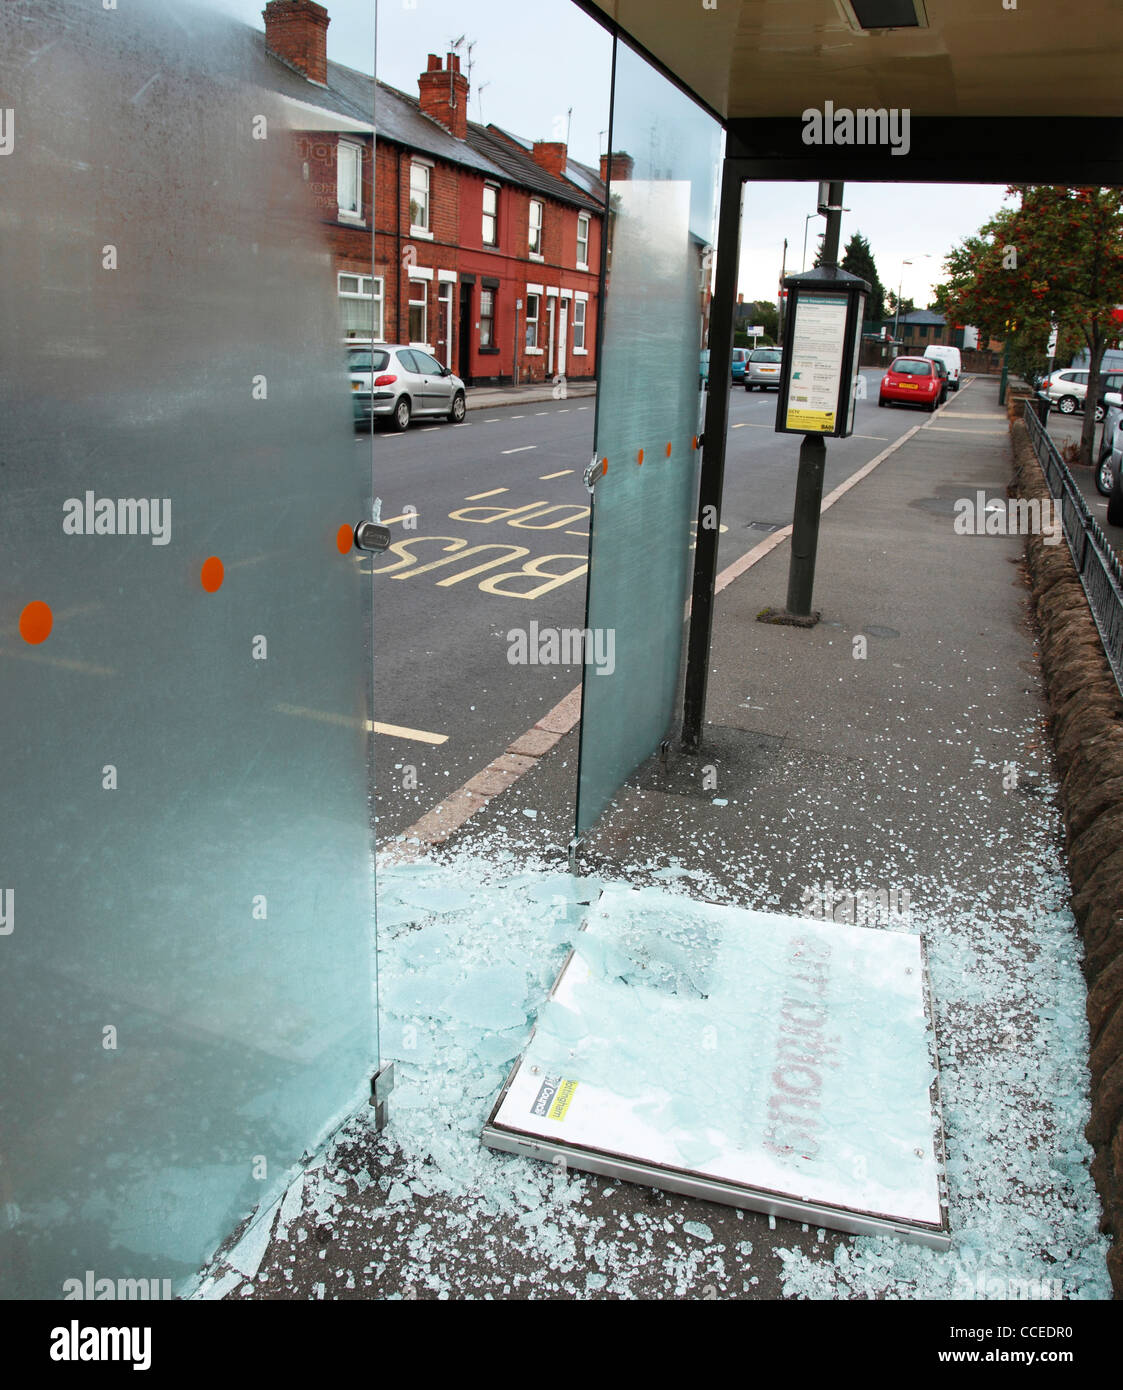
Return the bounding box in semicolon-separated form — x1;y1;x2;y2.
937;186;1123;466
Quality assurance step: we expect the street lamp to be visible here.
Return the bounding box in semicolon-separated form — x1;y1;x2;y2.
892;259;912;344
801;213;817;272
802;204;850;271
892;254;932;346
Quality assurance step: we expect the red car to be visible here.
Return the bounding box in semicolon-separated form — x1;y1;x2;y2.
879;356;943;412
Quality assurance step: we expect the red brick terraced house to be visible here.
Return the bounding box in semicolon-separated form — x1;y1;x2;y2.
260;1;604;387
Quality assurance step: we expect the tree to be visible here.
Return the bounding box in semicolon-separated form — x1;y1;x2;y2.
940;186;1123;465
839;232;885;323
750;300;779;341
886;291;915;318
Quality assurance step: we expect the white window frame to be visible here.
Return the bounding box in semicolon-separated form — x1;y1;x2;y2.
576;213;590;269
528;199;544;260
337;140;362;222
410;159;433;239
479;287;495;347
572;295;587;354
338;271;384;341
408;277;429;348
525;291;542;353
482;183;499;247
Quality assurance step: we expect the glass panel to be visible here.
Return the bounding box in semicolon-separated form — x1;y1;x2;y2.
575;39;721;838
0;0;378;1298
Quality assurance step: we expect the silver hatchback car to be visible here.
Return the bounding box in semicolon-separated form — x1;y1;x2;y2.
349;343;467;431
744;346;783;391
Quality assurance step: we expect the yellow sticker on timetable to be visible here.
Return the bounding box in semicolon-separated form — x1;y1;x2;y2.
786;408;835;432
547;1079;578;1121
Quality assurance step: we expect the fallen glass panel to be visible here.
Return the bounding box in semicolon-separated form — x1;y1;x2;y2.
484;886;948;1245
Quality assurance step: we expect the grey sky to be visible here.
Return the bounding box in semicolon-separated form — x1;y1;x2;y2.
210;0;1010;310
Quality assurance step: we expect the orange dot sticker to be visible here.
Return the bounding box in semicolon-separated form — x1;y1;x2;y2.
692;435;699;450
602;459;608;476
200;556;224;593
637;448;644;466
19;600;52;644
665;442;672;457
336;523;353;555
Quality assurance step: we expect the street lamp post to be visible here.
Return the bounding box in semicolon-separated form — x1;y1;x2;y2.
801;213;816;272
893;260;912;345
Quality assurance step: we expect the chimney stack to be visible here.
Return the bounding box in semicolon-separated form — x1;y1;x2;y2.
531;141;568;179
600;150;634;184
263;1;330;86
418;52;469;140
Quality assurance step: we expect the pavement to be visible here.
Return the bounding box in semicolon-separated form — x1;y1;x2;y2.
226;377;1111;1300
465;380;597;410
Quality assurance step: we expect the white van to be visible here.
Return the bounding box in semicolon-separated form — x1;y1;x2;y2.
924;344;961;392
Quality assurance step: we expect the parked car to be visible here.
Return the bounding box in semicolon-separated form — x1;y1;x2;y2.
930;356;949;405
349;343;466;430
731;347;750;383
1095;391;1123;495
744;347;783;391
1037;367;1119;421
1108;445;1123;526
879;356;942;411
924;344;962;392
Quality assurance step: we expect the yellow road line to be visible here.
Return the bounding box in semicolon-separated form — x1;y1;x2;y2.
465;488;508;500
540;470;573;479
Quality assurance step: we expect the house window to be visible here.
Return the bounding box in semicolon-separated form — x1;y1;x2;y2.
338;272;383;340
528;200;543;257
482;184;498;246
480;288;495;347
572;297;586;350
337;141;361;219
525;292;540;349
408;279;428;345
409;161;430;233
577;214;590;268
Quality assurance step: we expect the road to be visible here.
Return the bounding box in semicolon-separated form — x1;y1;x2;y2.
365;370;937;840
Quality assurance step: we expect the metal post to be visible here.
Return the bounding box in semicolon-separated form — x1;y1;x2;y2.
786;434;827;616
682;157;743;751
820;182;844;268
774;182;843;625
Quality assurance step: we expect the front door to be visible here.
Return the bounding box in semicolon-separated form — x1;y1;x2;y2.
437;283;453;370
557;299;569;381
0;0;380;1298
459;281;473;381
546;297;557;376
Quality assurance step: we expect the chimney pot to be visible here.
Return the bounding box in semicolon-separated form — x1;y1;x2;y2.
418;51;469;139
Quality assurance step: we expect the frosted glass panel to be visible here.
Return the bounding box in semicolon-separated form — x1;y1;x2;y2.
0;0;378;1297
576;41;721;837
